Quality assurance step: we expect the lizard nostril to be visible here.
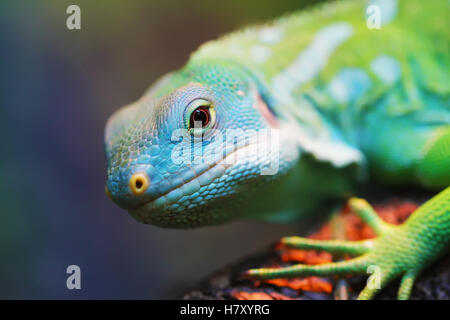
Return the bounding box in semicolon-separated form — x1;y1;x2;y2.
105;185;112;199
129;172;150;196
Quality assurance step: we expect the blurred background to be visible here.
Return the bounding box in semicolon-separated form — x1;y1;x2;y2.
0;0;324;299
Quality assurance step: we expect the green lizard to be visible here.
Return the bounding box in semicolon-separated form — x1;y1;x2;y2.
104;0;450;299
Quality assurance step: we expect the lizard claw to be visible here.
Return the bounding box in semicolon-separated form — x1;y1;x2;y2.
245;194;449;300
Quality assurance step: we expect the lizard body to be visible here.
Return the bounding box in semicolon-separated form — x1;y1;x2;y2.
105;0;450;299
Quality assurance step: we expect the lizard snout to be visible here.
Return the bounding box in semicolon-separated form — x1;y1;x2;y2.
105;165;156;210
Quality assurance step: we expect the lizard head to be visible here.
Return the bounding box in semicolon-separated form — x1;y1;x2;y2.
104;61;299;228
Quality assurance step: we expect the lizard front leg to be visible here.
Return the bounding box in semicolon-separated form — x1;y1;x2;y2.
244;187;450;300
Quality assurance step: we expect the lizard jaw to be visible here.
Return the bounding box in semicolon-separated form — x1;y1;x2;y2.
132;140;255;214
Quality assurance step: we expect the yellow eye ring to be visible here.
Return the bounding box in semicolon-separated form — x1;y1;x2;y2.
129;172;150;196
184;99;216;137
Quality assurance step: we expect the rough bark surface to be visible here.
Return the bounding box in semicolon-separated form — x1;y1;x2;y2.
182;195;450;300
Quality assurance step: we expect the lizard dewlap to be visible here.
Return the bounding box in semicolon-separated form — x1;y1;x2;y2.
104;0;449;300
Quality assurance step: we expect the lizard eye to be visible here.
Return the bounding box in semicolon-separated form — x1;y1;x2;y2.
185;99;216;137
190;106;210;128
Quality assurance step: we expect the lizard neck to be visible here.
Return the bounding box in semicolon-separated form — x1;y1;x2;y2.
189;0;447;162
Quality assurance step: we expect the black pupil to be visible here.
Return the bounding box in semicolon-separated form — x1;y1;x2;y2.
190;107;209;128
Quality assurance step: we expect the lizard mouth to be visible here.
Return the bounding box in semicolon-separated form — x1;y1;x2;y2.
133;140;254;213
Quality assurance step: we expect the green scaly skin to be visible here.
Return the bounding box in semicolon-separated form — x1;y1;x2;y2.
104;0;450;299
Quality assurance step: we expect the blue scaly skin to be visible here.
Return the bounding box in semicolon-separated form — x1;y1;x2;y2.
104;0;450;299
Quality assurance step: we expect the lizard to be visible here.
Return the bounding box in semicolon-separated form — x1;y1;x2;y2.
104;0;450;299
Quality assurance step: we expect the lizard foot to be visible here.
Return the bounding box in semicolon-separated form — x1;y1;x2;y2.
244;195;449;300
